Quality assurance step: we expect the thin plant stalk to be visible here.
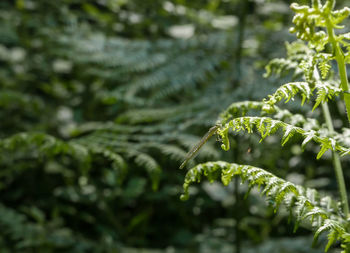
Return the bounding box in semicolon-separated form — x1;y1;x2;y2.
314;68;350;217
325;20;350;217
326;20;350;123
321;102;349;217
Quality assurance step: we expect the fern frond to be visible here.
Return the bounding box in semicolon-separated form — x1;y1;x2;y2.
264;82;312;106
317;53;332;80
219;101;277;125
151;54;224;101
132;152;161;191
60;29;237;108
264;58;299;78
312;81;342;110
181;161;347;250
313;219;345;248
264;81;342;109
265;41;314;79
86;144;127;183
219;100;321;131
217;116;349;158
139;143;190;164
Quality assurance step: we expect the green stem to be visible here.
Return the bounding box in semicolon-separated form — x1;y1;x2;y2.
326;22;350;123
314;62;349;217
321;102;349;217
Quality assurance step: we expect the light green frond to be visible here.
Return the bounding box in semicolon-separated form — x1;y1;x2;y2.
264;58;299;78
218;100;321;132
181;161;347;250
264;82;312;106
263;81;341;110
217;116;350;158
313;219;345;248
317;53;333;79
219;101;277;125
313;81;342;110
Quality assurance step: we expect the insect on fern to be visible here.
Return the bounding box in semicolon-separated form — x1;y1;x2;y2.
180;0;350;251
179;124;220;170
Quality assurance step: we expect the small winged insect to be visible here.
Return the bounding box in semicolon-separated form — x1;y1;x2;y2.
179;125;220;169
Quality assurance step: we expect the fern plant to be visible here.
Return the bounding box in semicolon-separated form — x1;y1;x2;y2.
1;0;291;250
181;0;350;251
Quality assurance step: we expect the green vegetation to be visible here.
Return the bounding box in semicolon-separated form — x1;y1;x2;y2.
182;0;350;252
0;0;349;252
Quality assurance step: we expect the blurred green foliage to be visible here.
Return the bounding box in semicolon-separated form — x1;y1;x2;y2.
0;0;349;252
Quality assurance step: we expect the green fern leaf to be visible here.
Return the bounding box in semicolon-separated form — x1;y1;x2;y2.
217;116;350;159
181;161;347;250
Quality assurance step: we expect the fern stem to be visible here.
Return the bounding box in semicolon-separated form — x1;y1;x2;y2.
325;23;350;217
314;54;350;217
321;102;349;217
326;23;350;123
314;65;349;217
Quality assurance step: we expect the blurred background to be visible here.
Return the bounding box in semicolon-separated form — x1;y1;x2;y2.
0;0;349;252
